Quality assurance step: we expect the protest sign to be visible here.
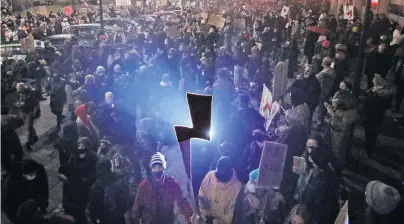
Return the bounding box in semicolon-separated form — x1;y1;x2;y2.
259;84;272;120
265;101;279;131
207;14;225;28
233;19;245;29
257;141;288;188
198;12;208;19
343;5;354;20
280;6;289;18
30;6;48;15
136;1;143;6
293;156;306;174
165;26;182;38
116;0;131;6
20;37;35;53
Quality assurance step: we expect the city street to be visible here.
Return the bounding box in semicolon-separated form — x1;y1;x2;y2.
1;93;404;224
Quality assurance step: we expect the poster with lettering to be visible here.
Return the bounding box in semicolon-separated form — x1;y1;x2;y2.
233;19;245;29
207;14;225;28
257;141;288;188
343;5;354;20
116;0;131;6
280;6;289;18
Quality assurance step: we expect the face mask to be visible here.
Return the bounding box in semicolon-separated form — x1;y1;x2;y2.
152;171;164;180
23;174;36;181
246;180;256;193
79;152;87;158
215;169;233;183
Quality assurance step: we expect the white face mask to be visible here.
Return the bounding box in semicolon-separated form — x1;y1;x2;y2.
23;174;36;181
246;180;256;193
79;153;87;158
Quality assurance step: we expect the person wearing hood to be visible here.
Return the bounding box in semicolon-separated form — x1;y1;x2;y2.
1;106;24;173
93;92;117;139
327;81;359;166
364;181;402;223
46;70;66;131
75;103;99;150
363;75;395;157
298;64;321;115
132;152;193;224
58;137;97;224
332;46;350;95
2;159;49;223
293;135;340;224
199;157;243;224
290;87;311;136
53;113;79;167
72;74;100;104
89;159;117;224
96;137;114;160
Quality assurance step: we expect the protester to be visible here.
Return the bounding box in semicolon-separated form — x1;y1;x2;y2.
132;152;193;224
2;159;49;223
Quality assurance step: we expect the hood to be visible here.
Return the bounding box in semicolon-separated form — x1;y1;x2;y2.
9;159;42;179
74;104;89;125
95;66;105;76
77;136;91;148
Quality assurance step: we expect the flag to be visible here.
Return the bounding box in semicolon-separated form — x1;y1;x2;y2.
259;84;273;120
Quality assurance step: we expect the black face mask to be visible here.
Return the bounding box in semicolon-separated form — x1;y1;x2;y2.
215;169;233;183
152;171;164;180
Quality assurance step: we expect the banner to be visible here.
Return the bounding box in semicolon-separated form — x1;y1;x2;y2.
257;141;288;189
165;26;182;38
116;0;131;6
265;101;279;130
343;5;354;20
280;6;289;18
207;14;225;28
233;19;245;29
259;84;273;120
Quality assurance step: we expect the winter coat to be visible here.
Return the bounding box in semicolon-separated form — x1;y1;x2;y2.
75;104;99;150
47;77;66;115
132;176;193;224
298;167;339;224
241;142;264;182
366;51;392;77
316;68;336;101
199;170;243;224
294;75;321;113
292;103;311;135
1;115;24;171
14;85;38;114
53;122;79;167
1;160;49;223
59;152;97;212
363;87;395;126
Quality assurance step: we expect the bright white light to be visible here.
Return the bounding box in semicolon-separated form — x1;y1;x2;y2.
209;129;214;138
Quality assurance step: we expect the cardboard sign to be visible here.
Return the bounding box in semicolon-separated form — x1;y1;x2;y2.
198;12;208;20
30;6;48;16
116;0;131;6
20;37;35;53
207;14;225;28
165;26;182;38
293;156;306;173
280;6;289;18
259;84;273;120
343;5;354;20
233;19;245;29
265;100;280;131
257;141;288;188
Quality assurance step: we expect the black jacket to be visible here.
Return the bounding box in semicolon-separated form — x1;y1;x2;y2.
14;85;38;114
1;159;49;223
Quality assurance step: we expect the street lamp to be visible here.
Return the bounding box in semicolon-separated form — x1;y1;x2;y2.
98;0;104;34
353;0;372;97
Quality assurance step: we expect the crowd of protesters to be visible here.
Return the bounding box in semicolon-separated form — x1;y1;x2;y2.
2;0;404;224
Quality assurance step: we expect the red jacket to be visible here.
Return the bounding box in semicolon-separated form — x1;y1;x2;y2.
132;176;192;224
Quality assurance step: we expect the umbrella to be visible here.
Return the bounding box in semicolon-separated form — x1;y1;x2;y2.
307;26;330;35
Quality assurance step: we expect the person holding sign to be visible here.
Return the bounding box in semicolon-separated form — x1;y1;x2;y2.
293;135;340;224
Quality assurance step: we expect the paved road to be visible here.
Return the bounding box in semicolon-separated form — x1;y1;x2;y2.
2;92;404;224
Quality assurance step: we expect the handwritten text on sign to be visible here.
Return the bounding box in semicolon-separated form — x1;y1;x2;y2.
343;5;354;20
257;141;288;189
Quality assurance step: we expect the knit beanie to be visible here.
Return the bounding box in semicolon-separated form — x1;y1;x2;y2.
365;181;401;215
149;152;167;169
249;168;259;182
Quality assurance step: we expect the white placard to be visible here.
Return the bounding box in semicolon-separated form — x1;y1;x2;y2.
343;5;354;20
280;6;289;18
257;141;288;189
116;0;131;6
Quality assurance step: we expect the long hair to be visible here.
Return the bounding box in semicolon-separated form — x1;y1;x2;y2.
285;204;312;224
